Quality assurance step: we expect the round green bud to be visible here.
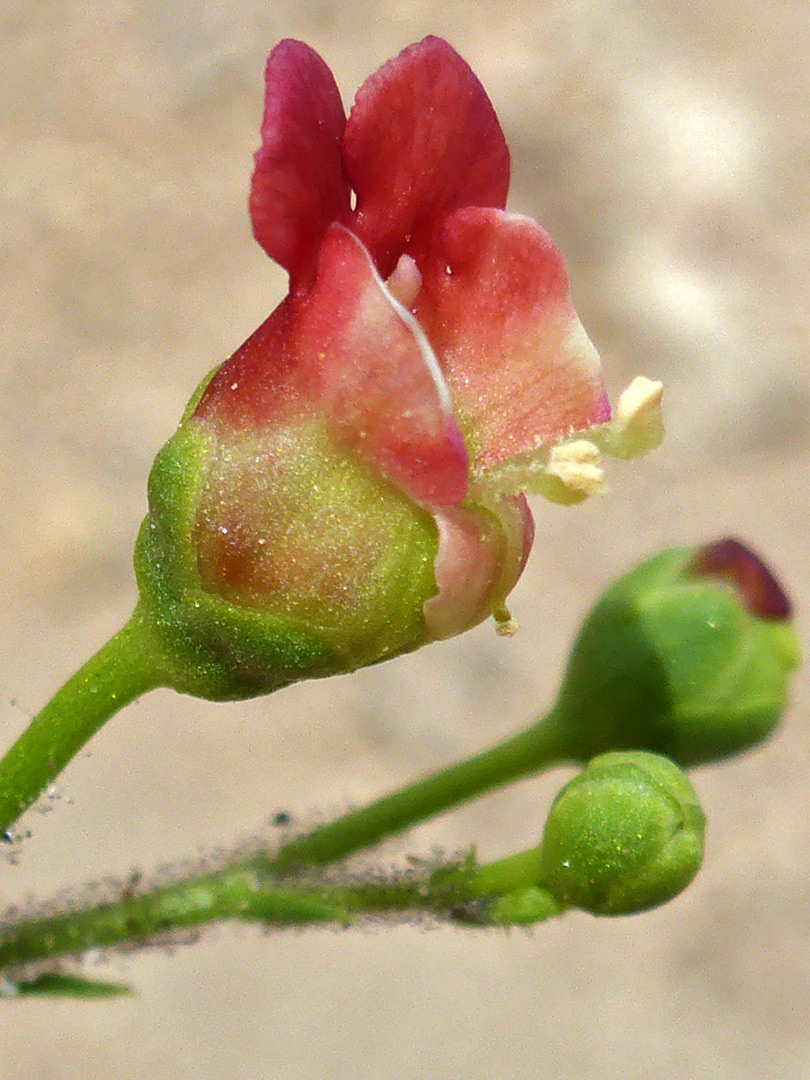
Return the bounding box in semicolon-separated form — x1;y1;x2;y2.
554;540;800;766
541;751;705;915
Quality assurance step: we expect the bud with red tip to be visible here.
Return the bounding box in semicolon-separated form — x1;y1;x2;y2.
553;540;800;766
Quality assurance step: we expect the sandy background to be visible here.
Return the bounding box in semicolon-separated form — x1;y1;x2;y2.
1;1;809;1077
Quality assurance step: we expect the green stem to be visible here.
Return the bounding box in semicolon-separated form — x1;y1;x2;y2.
0;872;346;970
0;845;559;972
464;846;547;898
0;606;167;835
270;707;574;872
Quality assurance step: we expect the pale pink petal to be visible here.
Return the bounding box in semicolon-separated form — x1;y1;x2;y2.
343;37;510;277
495;494;535;600
250;40;351;291
423;507;505;640
292;224;469;509
416;207;610;474
424;495;534;639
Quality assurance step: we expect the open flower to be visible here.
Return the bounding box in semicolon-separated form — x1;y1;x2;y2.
136;37;663;698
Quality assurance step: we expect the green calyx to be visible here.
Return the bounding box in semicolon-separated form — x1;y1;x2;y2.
553;546;800;767
541;751;705;915
134;422;336;699
134;410;441;701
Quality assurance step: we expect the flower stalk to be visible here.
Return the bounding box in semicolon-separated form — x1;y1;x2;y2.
0;750;707;978
0;608;170;837
271;708;574;871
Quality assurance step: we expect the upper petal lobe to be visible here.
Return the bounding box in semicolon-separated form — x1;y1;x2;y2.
343;37;510;277
250;39;351;290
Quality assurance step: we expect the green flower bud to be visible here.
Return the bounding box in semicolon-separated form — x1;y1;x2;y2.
553;540;800;766
541;751;705;915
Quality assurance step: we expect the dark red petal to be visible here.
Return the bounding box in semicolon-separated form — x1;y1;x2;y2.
689;538;792;620
249;40;351;291
343;36;510;277
291;224;469;509
415;207;609;474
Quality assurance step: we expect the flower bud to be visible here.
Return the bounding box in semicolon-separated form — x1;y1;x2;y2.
541;751;705;915
553;540;799;766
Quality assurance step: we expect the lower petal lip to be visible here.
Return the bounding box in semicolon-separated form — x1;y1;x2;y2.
423;497;534;640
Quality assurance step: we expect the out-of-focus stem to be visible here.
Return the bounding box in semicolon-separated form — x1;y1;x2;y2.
0;844;559;973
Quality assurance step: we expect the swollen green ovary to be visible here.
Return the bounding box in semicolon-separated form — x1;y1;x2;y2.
194;422;439;645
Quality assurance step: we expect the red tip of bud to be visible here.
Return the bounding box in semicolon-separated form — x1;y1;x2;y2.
689;538;791;621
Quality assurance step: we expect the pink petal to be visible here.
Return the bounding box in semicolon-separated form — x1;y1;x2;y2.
343;37;510;277
291;224;469;509
423;507;506;640
195;226;469;511
249;40;351;291
415;207;610;474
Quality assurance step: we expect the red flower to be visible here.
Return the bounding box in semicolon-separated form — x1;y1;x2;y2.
137;38;663;693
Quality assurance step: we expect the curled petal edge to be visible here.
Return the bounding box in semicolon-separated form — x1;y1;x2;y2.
424;495;534;640
292;224;470;510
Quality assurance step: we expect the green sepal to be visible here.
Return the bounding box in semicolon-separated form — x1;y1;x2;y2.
134;421;343;700
484;886;565;926
135;409;443;700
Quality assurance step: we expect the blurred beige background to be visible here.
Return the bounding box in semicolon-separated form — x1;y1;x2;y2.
1;1;808;1077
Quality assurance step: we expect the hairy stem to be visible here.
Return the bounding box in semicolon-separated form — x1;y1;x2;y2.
270;708;574;872
0;846;561;972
